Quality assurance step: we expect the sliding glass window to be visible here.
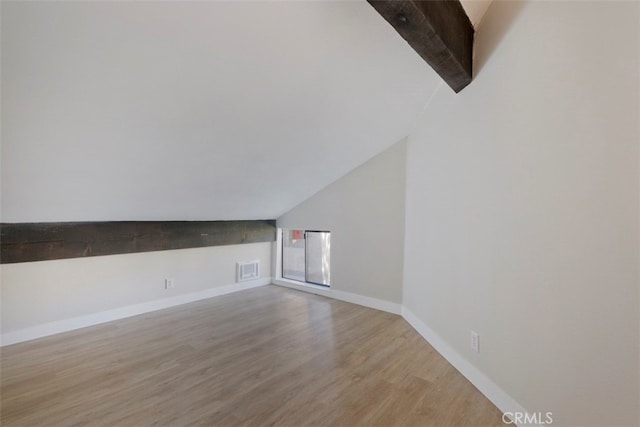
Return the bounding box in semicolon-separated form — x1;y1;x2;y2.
282;229;330;286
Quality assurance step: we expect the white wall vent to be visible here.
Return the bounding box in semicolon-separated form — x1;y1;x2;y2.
237;260;260;282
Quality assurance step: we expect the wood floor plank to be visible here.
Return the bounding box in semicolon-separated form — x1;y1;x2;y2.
1;285;505;426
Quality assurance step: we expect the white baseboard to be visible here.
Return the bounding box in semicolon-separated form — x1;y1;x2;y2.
1;277;271;347
272;278;402;315
2;275;525;426
401;306;527;424
273;278;525;424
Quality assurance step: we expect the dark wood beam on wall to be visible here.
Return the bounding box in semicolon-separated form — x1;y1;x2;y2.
367;0;474;93
0;220;276;264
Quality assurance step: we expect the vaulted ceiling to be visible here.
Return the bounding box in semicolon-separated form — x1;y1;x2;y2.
1;1;487;222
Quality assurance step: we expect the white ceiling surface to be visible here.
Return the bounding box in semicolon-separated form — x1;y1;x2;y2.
460;0;493;27
2;1;448;222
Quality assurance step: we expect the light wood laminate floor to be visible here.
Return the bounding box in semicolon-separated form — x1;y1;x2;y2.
1;285;505;426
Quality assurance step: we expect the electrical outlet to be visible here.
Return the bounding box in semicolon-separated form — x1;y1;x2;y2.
164;278;175;289
471;330;479;353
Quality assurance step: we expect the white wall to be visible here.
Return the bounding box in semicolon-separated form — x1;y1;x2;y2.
403;1;639;425
1;242;271;343
277;140;406;304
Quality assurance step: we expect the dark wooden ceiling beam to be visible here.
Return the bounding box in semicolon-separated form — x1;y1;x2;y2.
0;220;276;264
367;0;474;93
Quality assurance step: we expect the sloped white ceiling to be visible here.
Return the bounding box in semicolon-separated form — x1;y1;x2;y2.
460;0;493;27
1;1;443;222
